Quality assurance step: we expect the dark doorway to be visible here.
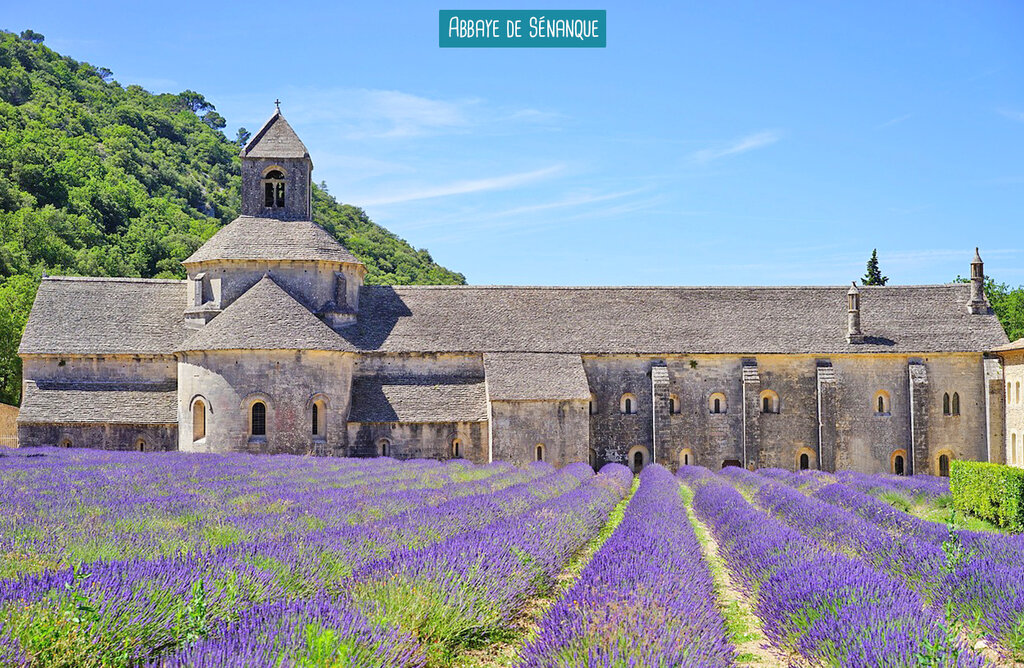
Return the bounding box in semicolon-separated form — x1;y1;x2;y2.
799;453;809;470
939;454;950;478
894;455;905;476
722;459;742;469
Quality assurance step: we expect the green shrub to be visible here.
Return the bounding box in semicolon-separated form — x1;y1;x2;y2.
950;460;1024;532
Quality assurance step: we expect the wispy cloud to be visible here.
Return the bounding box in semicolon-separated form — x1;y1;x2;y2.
223;88;563;140
876;113;912;129
358;164;565;206
691;130;782;163
997;108;1024;123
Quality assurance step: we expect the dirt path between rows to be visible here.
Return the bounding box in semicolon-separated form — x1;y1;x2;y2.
453;476;640;668
681;484;808;668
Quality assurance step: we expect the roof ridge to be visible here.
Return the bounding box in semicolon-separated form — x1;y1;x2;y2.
41;276;186;285
369;283;965;291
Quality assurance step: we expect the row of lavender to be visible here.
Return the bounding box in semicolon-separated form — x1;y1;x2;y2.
680;465;987;666
521;465;734;667
0;450;599;665
0;447;544;580
162;463;635;666
753;467;1024;659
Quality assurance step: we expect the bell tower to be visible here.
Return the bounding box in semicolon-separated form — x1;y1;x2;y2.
239;102;313;221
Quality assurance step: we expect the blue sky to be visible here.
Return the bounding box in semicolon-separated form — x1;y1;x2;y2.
6;1;1023;286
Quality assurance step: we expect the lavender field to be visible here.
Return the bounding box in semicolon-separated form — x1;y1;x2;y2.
0;449;1021;667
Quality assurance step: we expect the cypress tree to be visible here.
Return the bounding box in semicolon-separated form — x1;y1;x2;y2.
863;249;889;286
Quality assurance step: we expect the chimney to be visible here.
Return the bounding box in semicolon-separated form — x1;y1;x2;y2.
967;247;988;315
847;282;865;344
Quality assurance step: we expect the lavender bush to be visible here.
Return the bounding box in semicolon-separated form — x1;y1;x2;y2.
681;467;985;667
521;464;733;667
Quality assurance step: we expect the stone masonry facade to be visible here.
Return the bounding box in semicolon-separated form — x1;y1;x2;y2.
16;108;1016;475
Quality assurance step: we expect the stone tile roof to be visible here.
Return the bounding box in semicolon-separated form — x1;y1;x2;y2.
241;110;310;161
348;376;488;423
992;337;1024;353
483;353;590;401
178;276;356;352
184;216;361;265
18;380;177;424
348;284;1010;355
19;277;187;356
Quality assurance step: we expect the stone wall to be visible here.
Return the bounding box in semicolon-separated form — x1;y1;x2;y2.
240;157;311;221
185;259;363;320
355;352;484;377
346;421;488;462
488;399;588;467
178;349;354;455
581;352;989;475
0;403;19;446
1004;350;1024;465
18;422;176;451
22;354;176;386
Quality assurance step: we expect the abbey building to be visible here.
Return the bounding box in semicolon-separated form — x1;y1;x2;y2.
16;109;1022;475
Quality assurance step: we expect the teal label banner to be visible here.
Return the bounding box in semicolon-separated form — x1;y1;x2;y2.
439;10;606;48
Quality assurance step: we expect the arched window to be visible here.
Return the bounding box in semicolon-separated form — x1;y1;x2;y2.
952;392;960;416
620;393;637;415
250;401;267;437
378;438;390;457
589;394;597;416
939;454;950;478
536;443;545;462
452;438;461;458
891;449;908;476
59;438;71;448
263;169;285;208
136;438;146;452
627;445;649;473
759;390;779;414
310;401;326;439
796;447;816;471
874;391;890;415
192;399;206;441
709;392;727;414
679;448;694;467
943;393;951;416
669;394;680;415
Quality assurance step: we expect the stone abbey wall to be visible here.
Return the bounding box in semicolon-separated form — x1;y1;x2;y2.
177;349;354;455
1005;351;1024;465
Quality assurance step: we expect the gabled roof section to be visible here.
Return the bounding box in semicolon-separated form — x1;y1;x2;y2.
184;217;361;265
240;109;310;161
348;283;1009;355
991;337;1024;353
349;376;488;423
178;276;353;352
19;277;187;356
484;353;591;401
19;380;177;425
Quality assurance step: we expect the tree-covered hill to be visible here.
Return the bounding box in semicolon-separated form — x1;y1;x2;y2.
0;30;465;405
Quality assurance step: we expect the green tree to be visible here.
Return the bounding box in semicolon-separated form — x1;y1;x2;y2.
0;30;464;403
202;110;226;130
177;90;213;114
19;30;44;44
234;127;250;147
862;249;889;286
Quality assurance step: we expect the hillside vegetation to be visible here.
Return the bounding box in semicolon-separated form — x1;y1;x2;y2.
0;30;464;404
